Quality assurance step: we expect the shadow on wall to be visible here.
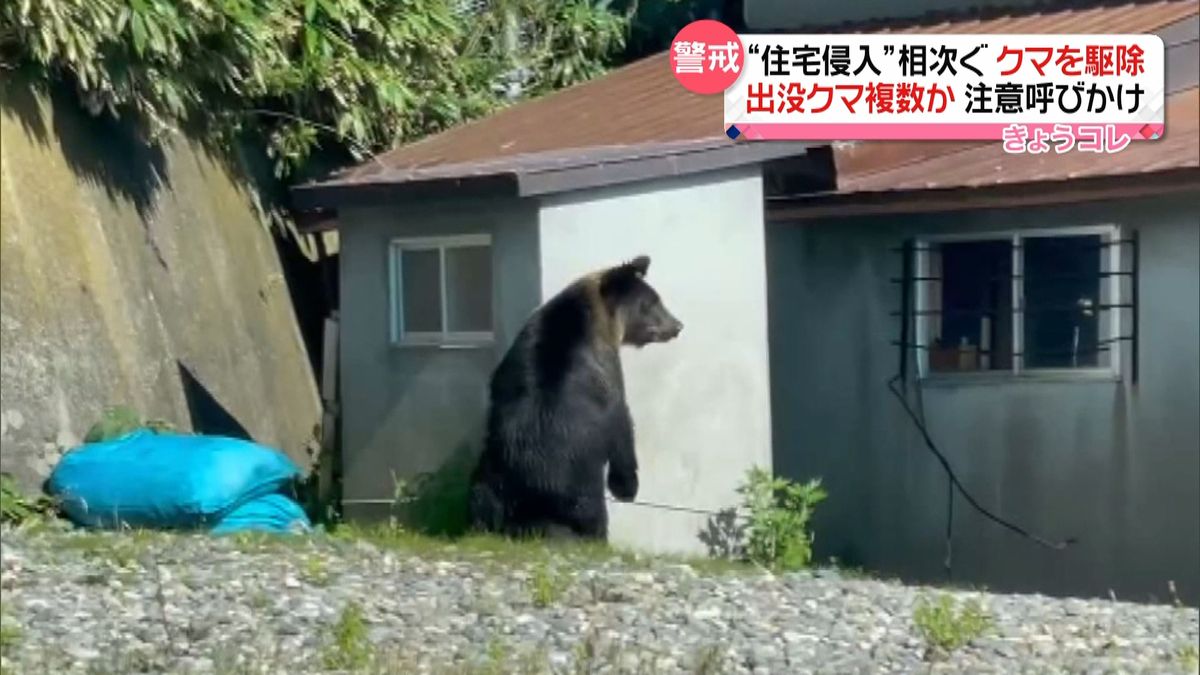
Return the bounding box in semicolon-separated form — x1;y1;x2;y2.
177;361;253;441
269;225;336;380
223;118;343;380
0;76;168;221
1;76;171;268
0;73;337;380
698;507;746;559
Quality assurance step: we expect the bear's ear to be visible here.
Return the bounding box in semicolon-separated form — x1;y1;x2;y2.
625;255;651;278
608;255;649;279
599;255;650;298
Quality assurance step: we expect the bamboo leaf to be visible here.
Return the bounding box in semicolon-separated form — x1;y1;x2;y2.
129;12;147;54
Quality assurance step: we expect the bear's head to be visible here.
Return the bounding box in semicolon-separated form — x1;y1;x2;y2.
598;255;683;348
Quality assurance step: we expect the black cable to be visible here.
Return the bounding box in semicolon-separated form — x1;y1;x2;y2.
602;379;1075;554
912;374;955;578
909;370;957;578
604;496;719;517
944;477;953;579
887;374;1077;551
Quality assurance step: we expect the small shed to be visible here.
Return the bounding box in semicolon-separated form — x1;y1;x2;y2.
292;72;830;553
295;0;1200;602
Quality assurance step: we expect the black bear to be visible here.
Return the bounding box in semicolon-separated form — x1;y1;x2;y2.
467;255;683;540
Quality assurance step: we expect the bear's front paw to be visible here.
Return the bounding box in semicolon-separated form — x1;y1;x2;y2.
607;470;638;502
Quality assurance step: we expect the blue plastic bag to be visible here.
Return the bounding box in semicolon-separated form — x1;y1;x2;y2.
46;429;304;531
211;492;312;535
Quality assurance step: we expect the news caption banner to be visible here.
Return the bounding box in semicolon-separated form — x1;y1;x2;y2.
669;20;1166;154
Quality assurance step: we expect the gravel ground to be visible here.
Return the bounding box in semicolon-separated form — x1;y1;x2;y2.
1;524;1197;675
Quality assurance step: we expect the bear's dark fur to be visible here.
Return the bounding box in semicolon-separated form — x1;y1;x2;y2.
467;255;683;540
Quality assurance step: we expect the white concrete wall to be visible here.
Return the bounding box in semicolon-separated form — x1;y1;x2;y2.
537;167;773;556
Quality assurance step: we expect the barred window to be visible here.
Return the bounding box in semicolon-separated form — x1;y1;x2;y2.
910;227;1129;377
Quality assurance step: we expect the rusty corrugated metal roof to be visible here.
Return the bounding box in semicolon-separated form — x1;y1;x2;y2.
828;0;1200;195
290;138;817;211
309;0;1199;196
836;87;1199;193
853;0;1197;35
328;54;722;183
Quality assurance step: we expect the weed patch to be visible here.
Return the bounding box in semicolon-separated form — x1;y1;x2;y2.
55;531;163;569
1178;643;1199;672
688;644;728;674
527;562;571;608
300;554;332;586
82;405;176;444
912;593;992;659
321;602;373;671
1;474;57;526
737;466;827;572
0;616;21;657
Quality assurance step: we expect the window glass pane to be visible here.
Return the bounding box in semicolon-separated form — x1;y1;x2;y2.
1023;234;1102;369
930;240;1013;373
444;245;492;333
399;248;442;334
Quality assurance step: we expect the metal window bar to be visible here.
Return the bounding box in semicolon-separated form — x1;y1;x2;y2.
891;336;1133;358
889;239;1138;253
892;232;1139;381
892;304;1133;317
891;272;1135;283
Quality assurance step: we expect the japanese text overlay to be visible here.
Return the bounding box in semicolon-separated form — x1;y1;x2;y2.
716;34;1166;147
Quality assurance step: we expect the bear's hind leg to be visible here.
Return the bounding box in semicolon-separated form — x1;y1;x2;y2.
544;523;583;541
566;495;609;540
467;479;505;534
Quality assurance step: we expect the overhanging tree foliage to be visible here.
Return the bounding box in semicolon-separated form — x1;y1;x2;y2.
0;0;629;178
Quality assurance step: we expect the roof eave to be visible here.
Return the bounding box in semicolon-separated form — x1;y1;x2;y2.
515;141;816;197
290;172;520;212
290;141;818;213
767;166;1200;220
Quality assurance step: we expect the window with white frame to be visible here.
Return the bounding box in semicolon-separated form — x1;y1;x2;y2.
914;226;1125;377
388;234;493;346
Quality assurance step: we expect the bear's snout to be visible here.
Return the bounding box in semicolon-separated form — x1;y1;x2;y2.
662;318;683;340
646;311;682;343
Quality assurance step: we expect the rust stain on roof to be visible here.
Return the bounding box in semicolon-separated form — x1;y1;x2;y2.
858;0;1197;35
338;54;721;181
332;0;1199;192
837;87;1199;193
830;0;1200;193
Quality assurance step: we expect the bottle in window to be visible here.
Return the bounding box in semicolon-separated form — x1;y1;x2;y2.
958;336;979;371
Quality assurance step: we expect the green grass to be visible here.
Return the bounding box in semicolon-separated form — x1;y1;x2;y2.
1;619;752;675
569;629;620;674
53;530;166;568
10;510;762;583
1179;643;1199;672
321;602;373;671
688;644;728;675
912;593;993;658
300;554;333;586
0;618;21;656
455;639;546;675
81;405;177;444
328;523;624;569
24;518;756;584
248;590;272;611
527;561;572;608
326;522;759;580
312;612;564;675
1;474;57;526
225;529;314;553
1;475;37;525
